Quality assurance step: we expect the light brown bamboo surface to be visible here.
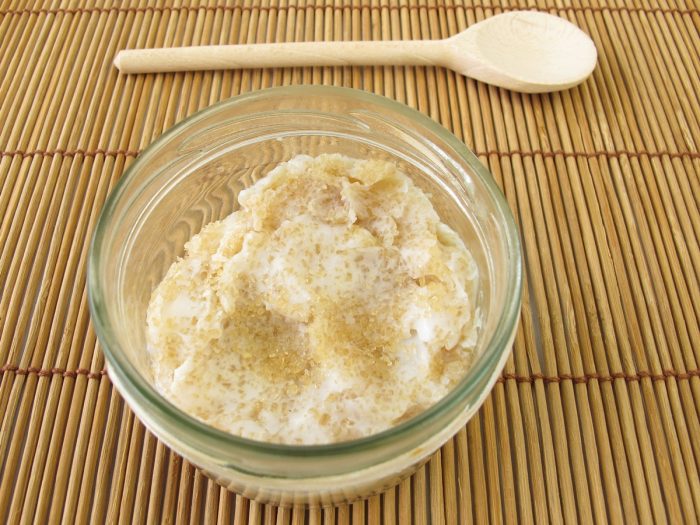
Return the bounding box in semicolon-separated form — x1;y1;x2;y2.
1;0;699;523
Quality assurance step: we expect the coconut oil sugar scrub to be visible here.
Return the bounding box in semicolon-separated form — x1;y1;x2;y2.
146;154;481;445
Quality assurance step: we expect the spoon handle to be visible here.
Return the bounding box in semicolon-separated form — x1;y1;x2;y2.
114;40;445;74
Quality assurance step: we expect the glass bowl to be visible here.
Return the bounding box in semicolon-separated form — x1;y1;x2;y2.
88;85;521;506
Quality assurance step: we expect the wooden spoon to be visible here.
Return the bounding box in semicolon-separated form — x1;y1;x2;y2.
113;11;597;93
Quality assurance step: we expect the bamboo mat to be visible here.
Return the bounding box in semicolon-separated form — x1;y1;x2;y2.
1;0;699;523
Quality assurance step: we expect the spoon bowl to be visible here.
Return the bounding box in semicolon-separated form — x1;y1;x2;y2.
443;11;598;93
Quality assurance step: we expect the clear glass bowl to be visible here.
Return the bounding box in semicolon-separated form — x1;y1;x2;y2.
88;86;521;506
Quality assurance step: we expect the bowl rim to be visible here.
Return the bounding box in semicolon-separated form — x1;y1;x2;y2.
88;85;522;460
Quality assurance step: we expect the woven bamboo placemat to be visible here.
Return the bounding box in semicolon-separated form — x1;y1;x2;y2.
1;0;699;523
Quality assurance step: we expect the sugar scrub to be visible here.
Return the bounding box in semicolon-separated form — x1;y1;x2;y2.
146;154;480;444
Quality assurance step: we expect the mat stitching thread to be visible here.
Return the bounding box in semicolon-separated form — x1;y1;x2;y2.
2;364;699;383
1;148;698;161
0;364;107;380
481;149;700;160
497;369;700;384
0;4;696;17
0;148;140;159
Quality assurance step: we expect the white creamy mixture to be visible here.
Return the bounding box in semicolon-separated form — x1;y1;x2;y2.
147;154;480;444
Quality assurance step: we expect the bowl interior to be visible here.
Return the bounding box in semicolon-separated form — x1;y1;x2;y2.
114;134;496;378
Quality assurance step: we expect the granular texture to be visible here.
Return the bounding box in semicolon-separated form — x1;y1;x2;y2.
146;155;480;444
